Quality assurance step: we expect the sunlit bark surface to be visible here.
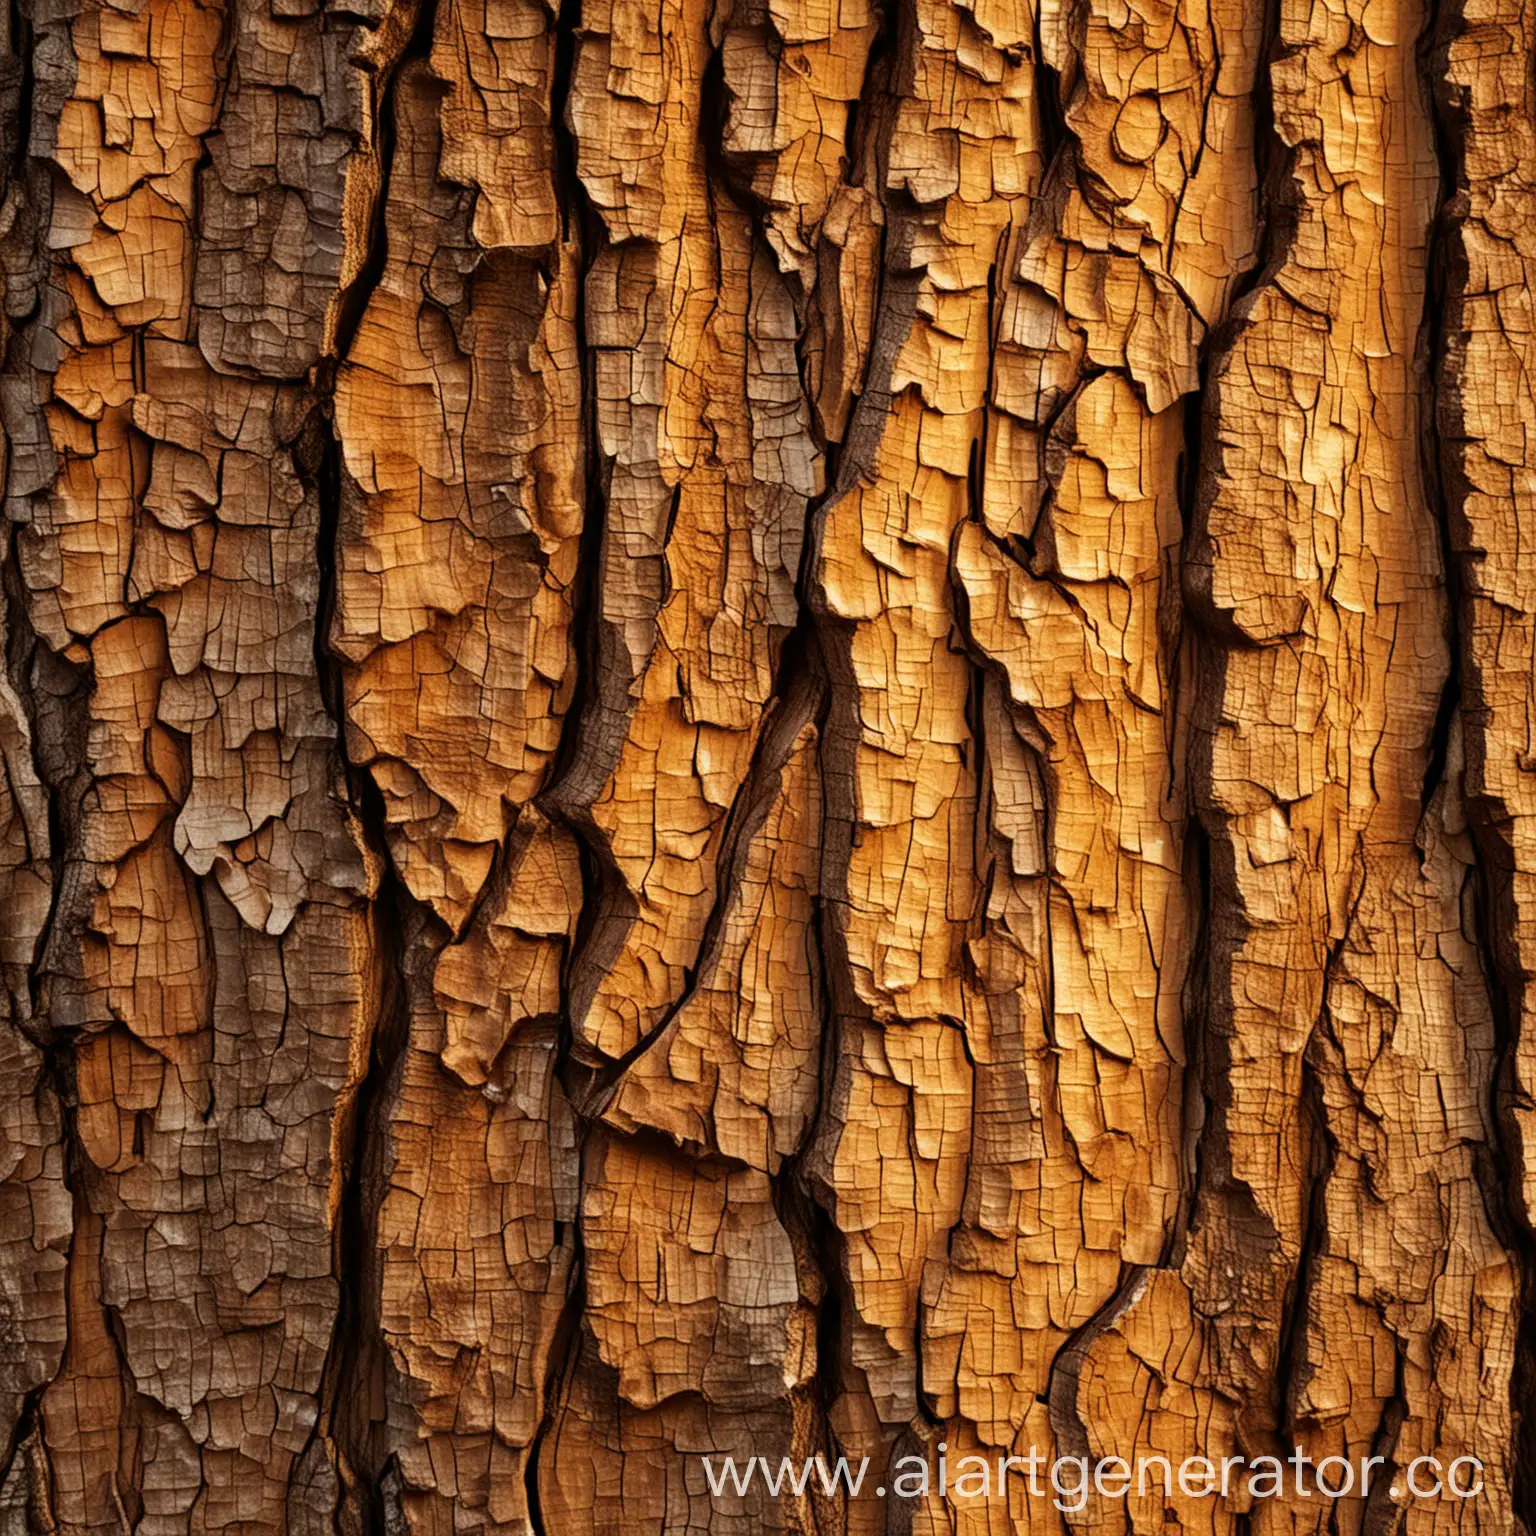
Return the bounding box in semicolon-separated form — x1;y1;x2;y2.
0;0;1532;1527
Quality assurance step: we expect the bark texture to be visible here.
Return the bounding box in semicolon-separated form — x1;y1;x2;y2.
0;0;1532;1527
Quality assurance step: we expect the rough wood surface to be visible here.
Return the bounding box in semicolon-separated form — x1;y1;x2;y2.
1;0;1534;1528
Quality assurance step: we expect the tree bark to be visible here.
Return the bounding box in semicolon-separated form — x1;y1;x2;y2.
0;0;1532;1528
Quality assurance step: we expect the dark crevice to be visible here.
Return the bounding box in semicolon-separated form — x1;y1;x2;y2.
779;1171;851;1493
1;534;86;1037
698;39;775;231
68;1152;151;1532
834;0;898;186
549;0;583;246
576;652;826;1116
1358;1339;1408;1535
1169;809;1213;1264
0;1044;74;1493
1251;845;1361;1467
307;399;417;1536
1168;304;1221;1263
774;0;918;1489
1029;0;1067;167
1189;0;1291;362
302;2;440;1528
325;0;438;371
866;0;911;198
533;0;628;1041
321;776;415;1536
1181;0;1292;641
0;1385;44;1508
309;405;352;767
1270;1036;1336;1447
1464;835;1536;1534
1415;0;1460;819
1166;60;1258;1251
524;1189;586;1536
775;831;846;1453
518;0;615;1521
307;0;439;742
3;0;32;183
1044;1265;1150;1481
1171;0;1325;1474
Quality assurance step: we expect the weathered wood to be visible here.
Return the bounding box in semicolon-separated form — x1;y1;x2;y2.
1;0;1532;1527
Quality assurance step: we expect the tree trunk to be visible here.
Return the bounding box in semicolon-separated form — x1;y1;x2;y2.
0;0;1532;1528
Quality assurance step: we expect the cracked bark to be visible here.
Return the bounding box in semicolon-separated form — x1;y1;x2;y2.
0;0;1532;1528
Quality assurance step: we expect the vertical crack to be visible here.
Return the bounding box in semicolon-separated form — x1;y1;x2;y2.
518;0;605;1515
300;0;442;1522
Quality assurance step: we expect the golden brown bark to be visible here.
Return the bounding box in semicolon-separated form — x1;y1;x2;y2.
0;0;1532;1528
